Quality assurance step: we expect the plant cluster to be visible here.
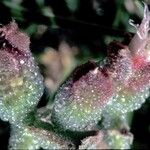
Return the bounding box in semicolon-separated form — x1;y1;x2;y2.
0;3;150;150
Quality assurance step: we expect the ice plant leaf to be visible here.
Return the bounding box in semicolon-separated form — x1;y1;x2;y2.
52;61;114;131
51;3;150;132
110;66;150;114
79;129;133;149
0;21;44;124
9;125;74;150
104;3;150;115
105;69;150;115
105;42;133;85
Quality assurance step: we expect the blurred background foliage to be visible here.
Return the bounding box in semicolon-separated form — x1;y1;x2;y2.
0;0;150;149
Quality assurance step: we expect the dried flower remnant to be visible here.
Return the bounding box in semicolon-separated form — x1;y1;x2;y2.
0;21;44;124
9;126;74;150
129;3;150;55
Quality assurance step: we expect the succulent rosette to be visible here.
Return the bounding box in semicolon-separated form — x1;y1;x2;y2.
0;21;44;124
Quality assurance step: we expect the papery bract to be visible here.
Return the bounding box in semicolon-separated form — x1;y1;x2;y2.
79;131;109;149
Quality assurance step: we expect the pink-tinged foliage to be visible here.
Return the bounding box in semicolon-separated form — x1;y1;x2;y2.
104;42;133;85
0;21;44;124
0;20;30;52
52;61;114;131
52;4;150;131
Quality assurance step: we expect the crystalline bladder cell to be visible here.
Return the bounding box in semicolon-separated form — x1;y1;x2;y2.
9;125;74;150
0;22;44;124
52;62;114;131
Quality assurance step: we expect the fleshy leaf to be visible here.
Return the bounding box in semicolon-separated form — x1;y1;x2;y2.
105;62;150;115
105;46;133;85
0;22;44;124
9;125;74;150
52;62;114;131
103;3;150;114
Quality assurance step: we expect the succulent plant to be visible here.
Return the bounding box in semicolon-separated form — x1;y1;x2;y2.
51;3;150;132
0;2;150;150
9;125;74;150
51;61;114;131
